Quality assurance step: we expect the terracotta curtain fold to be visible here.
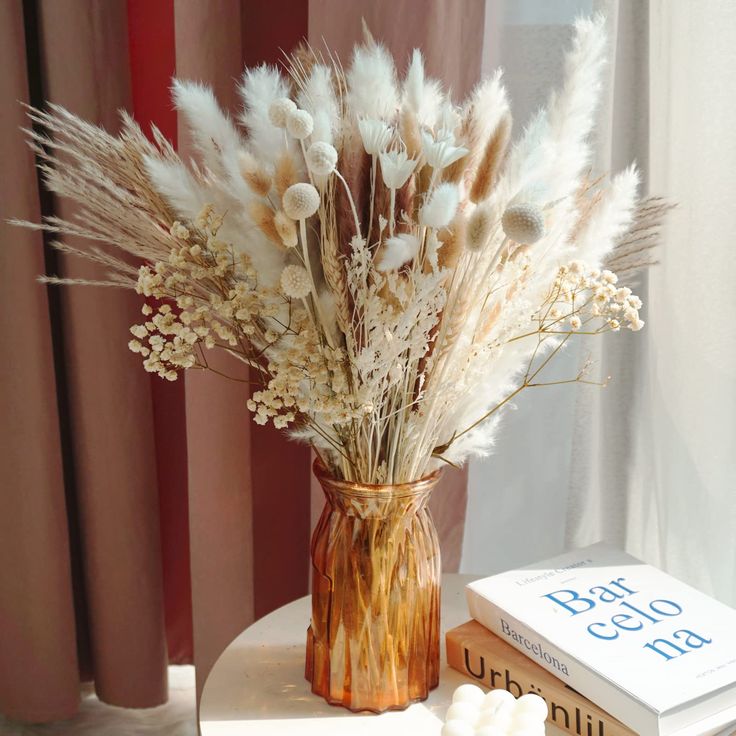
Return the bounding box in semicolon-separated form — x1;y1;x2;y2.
0;1;79;722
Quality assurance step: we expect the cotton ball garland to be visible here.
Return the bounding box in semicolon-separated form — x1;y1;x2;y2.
268;97;296;128
306;141;338;176
282;183;320;220
501;203;545;244
280;264;311;299
442;686;548;735
286;109;314;139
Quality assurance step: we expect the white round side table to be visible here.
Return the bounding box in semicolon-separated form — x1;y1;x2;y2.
199;574;564;735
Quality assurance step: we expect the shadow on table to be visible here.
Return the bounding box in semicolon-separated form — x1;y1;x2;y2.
205;641;458;724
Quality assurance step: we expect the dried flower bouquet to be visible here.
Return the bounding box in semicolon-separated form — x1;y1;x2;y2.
18;16;668;486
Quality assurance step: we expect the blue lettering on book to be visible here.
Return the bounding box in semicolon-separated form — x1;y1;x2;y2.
541;578;713;662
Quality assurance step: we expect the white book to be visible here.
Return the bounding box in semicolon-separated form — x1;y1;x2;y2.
466;543;736;735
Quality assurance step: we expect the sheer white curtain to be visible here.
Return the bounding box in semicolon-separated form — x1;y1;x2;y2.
462;0;736;606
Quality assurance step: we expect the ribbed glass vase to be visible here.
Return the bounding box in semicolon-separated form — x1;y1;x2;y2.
305;459;442;713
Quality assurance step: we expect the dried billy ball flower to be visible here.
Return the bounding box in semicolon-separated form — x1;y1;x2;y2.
268;97;297;128
305;141;338;176
274;210;298;247
282;182;320;220
466;204;493;251
286;109;314;139
280;264;311;299
501;202;545;244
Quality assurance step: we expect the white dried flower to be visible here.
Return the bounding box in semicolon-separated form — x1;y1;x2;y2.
378;233;420;271
268;97;297;128
280;264;311;299
282;182;320;220
274;210;298;247
570;315;582;330
358;118;393;155
286;109;314;139
379;148;417;189
305;141;338;176
421;129;468;170
421;183;459;229
466;204;493;251
501;203;545;244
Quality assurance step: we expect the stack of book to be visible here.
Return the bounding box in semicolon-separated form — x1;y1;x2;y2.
447;543;736;735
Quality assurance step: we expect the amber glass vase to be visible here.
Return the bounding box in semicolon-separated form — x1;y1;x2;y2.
305;459;442;713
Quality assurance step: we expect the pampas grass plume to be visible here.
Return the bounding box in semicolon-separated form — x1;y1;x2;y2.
421;183;459;229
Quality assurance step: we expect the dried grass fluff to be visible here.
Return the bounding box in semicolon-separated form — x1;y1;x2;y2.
501;203;545;244
282;182;320;219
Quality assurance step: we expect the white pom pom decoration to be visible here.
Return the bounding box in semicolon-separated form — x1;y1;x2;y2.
446;702;480;724
453;683;486;707
482;689;516;713
501;203;545;244
268;97;297;128
282;183;320;220
475;727;508;736
442;685;548;736
306;141;338;176
286;109;314;139
514;694;548;721
442;721;476;736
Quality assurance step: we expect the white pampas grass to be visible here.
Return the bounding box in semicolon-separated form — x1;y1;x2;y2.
402;50;444;126
172;80;243;180
378;234;420;271
537;14;607;201
143;156;205;218
297;65;340;145
347;42;399;120
239;65;292;163
421;183;460;229
576;164;640;264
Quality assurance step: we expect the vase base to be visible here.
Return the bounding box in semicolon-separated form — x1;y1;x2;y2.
305;625;439;713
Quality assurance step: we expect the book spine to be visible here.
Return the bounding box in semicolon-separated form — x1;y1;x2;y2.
446;631;637;736
466;591;655;734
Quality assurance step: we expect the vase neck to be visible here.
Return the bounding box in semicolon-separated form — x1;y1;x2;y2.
313;461;440;519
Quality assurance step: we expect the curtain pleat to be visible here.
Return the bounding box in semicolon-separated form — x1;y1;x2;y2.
127;0;194;667
0;0;80;722
240;0;313;623
35;0;168;708
174;0;254;704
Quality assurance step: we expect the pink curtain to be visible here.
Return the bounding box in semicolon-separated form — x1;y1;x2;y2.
0;0;482;722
